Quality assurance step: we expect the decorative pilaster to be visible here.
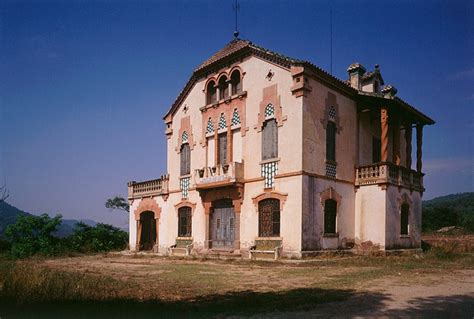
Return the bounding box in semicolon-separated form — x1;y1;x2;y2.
405;123;412;169
381;107;389;162
393;116;401;165
416;124;423;173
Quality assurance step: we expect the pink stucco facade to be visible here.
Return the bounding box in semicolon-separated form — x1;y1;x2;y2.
127;40;434;257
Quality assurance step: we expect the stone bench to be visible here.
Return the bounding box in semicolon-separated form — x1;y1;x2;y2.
169;238;193;256
249;238;283;260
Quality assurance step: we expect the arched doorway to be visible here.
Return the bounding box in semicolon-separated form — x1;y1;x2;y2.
210;199;235;249
139;211;156;251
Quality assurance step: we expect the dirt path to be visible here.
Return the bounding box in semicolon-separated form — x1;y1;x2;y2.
251;270;474;318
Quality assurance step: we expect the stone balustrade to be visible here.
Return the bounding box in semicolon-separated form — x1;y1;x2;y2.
194;162;244;189
355;162;423;191
128;175;169;199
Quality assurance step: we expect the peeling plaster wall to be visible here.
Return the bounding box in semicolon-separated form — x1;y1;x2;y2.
302;176;356;251
385;186;422;249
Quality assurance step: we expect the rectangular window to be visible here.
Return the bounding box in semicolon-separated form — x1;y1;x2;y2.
326;121;336;161
372;137;381;163
180;144;190;176
218;133;227;165
178;207;192;237
262;119;278;160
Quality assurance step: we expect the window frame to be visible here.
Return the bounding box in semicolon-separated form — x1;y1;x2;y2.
178;206;192;237
400;203;409;236
326;121;336;162
261;118;278;161
180;143;191;176
258;198;280;237
324;199;337;235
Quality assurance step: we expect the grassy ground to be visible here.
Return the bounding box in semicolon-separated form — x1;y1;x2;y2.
0;250;472;318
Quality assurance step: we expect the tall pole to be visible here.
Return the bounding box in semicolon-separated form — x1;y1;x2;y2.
233;0;240;39
330;7;333;75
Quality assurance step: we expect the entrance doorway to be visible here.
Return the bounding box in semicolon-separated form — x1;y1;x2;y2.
139;211;156;250
211;199;235;249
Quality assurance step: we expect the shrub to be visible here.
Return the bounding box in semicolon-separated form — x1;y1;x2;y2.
4;214;63;258
68;222;127;253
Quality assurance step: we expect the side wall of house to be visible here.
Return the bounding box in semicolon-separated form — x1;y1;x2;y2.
385;186;422;249
301;77;357;250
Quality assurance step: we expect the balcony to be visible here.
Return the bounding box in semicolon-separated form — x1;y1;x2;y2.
355;163;423;191
194;162;244;190
128;175;169;199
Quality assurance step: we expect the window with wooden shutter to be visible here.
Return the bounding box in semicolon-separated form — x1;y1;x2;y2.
218;133;227;165
326;121;336;161
178;206;192;237
324;199;337;234
180;143;190;176
262;119;278;160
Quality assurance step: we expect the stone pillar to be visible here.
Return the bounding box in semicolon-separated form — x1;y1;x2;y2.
381;107;389;162
155;218;160;247
416;124;423;173
393;116;401;165
404;123;412;169
204;201;211;249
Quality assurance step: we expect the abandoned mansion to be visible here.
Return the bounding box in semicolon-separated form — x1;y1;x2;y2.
127;39;434;258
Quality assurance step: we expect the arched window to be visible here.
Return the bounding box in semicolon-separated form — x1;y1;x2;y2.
324;199;337;234
206;81;217;105
180;143;190;176
400;203;409;235
262;119;278;160
178;206;192;237
231;70;242;95
326;121;336;161
258;198;280;237
218;76;229;100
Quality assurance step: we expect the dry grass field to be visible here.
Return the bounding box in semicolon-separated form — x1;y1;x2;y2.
0;250;473;318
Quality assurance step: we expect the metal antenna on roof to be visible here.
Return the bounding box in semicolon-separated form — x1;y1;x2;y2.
330;7;333;75
233;0;240;39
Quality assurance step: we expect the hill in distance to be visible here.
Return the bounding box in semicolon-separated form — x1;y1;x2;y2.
0;201;97;238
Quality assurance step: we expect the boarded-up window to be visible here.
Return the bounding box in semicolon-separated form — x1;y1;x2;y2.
180;143;190;176
324;199;337;234
401;204;409;235
178;206;192;237
372;137;381;163
258;199;280;237
326;121;336;161
218;133;227;165
262;119;278;160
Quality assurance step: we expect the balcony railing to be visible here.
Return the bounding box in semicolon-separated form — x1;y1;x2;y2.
128;175;169;199
194;162;244;189
355;162;423;191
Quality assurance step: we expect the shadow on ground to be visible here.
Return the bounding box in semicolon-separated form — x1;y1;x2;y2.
0;287;388;318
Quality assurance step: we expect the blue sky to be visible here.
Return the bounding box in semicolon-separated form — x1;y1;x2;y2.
1;0;472;228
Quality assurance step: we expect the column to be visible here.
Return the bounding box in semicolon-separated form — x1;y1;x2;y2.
416;124;423;173
393;116;401;165
381;106;389;162
155;218;160;248
136;220;142;251
404;123;412;169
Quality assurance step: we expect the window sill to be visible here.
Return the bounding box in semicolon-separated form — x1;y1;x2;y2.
180;174;191;179
201;91;247;112
325;160;338;166
256;237;283;241
176;237;193;240
323;233;339;238
260;158;280;165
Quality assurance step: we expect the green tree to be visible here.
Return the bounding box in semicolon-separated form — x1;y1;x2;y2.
5;214;63;258
105;196;129;212
68;222;127;252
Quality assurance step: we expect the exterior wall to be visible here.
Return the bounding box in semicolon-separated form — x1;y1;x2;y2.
354;185;387;249
385;186;422;249
302;176;355;250
302;79;357;181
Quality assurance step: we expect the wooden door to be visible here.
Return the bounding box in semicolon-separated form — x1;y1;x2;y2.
211;200;235;249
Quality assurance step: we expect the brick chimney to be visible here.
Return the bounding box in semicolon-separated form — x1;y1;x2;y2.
347;63;366;90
